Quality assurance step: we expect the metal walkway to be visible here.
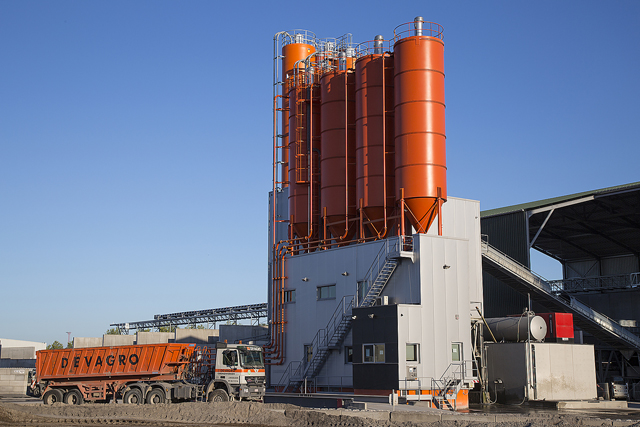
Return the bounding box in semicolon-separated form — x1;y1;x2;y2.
111;303;268;332
481;241;640;351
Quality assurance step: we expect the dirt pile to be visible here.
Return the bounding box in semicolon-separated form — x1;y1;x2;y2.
1;401;640;426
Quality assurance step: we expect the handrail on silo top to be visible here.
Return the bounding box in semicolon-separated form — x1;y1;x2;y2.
393;19;444;42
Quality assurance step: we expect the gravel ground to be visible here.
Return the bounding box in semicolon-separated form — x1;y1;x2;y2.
2;400;640;426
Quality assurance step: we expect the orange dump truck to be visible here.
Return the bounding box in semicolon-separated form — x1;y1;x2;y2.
35;342;265;405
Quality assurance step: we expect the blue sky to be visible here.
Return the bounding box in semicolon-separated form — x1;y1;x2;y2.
1;1;638;345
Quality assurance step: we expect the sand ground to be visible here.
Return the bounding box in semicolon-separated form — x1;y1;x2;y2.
2;398;640;426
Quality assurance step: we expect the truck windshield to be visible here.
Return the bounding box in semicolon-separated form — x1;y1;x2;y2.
239;349;264;368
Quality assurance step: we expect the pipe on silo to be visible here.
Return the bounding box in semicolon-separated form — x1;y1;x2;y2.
338;52;347;71
413;16;424;36
373;35;384;54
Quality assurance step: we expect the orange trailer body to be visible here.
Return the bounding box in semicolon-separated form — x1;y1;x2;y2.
36;343;194;382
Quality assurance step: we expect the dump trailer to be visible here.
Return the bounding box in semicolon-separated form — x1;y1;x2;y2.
35;342;265;405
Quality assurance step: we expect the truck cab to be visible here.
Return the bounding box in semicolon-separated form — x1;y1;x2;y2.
208;343;265;401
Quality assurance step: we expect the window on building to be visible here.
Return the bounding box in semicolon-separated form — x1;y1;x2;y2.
363;344;385;363
345;346;353;364
317;284;336;300
451;343;461;362
304;345;313;363
357;281;366;304
406;344;419;362
283;289;296;303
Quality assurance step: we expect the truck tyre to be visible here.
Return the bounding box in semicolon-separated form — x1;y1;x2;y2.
43;389;64;405
123;389;143;404
63;389;84;405
208;389;229;402
146;388;165;405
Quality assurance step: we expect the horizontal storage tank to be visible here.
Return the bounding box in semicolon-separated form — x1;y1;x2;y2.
393;18;446;234
320;68;356;241
483;316;548;342
355;39;396;237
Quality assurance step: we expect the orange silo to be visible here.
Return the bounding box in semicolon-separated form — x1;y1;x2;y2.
393;18;446;234
281;33;316;189
320;60;356;242
355;36;396;237
281;33;319;243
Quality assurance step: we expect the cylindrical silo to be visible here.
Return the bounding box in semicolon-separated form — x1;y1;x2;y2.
393;18;446;234
282;36;316;189
355;40;396;237
320;69;356;241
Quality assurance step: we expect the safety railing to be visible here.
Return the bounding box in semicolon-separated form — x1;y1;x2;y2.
280;29;318;48
281;295;356;392
324;295;356;347
480;241;552;294
393;20;444;42
299;375;354;394
549;273;638;293
354;38;394;56
276;360;300;390
568;297;640;348
358;236;413;306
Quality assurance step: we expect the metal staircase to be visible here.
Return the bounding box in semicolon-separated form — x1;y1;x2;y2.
431;362;469;410
481;240;640;351
359;236;414;307
279;236;414;392
280;295;356;393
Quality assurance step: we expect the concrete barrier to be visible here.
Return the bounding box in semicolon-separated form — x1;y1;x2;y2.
136;332;173;345
175;329;219;344
73;337;102;348
102;334;136;346
0;368;28;396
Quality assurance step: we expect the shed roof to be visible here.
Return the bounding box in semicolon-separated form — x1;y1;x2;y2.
480;182;640;262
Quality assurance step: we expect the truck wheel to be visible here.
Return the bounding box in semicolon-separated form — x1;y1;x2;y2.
43;389;64;405
123;389;143;404
63;389;84;405
208;389;229;402
146;389;165;404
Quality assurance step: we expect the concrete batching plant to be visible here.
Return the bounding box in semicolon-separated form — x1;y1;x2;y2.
267;18;481;409
266;17;600;409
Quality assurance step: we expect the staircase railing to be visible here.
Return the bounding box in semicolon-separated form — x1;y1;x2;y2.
431;360;473;410
282;295;356;392
359;235;414;307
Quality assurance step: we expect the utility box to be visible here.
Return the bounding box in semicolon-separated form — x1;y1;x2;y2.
485;342;596;403
537;313;574;343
